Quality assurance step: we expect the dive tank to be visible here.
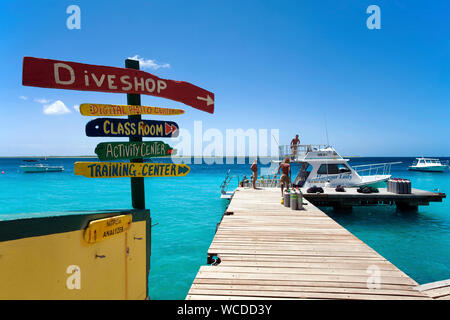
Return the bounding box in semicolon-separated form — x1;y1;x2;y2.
283;190;290;207
290;191;298;210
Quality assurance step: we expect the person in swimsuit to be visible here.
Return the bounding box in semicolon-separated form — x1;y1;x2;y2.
290;134;300;159
277;157;291;196
250;159;258;189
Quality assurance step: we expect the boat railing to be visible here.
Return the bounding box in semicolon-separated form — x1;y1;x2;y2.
352;162;402;177
278;144;329;161
255;175;281;188
255;165;277;187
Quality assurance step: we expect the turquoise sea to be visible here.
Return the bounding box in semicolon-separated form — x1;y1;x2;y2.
0;157;449;299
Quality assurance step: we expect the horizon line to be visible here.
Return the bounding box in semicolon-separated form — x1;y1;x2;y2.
1;155;449;158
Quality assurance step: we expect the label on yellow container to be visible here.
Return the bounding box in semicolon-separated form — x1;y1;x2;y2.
84;214;132;244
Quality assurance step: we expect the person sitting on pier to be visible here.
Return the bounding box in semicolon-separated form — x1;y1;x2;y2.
290;134;300;160
277;157;291;196
250;159;258;189
239;175;249;187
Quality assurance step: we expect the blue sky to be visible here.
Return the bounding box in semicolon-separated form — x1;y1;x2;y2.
0;0;449;156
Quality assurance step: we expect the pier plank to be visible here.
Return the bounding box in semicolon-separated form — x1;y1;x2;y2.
192;278;418;291
414;279;450;299
187;188;430;300
190;283;425;297
187;288;422;300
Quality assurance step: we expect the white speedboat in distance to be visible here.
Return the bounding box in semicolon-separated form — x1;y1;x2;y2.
20;164;64;173
275;145;401;188
408;158;448;172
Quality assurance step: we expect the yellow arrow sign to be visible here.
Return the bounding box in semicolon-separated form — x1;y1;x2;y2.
79;103;184;116
74;162;190;178
84;214;132;244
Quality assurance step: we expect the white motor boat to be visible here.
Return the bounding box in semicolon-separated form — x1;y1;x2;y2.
219;144;402;198
408;158;448;172
274;145;401;188
20;164;64;173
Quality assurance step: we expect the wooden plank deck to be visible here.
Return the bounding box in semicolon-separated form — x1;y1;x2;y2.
300;187;445;209
186;188;431;300
415;279;450;300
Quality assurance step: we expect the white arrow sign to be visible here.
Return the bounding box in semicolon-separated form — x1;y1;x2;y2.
197;95;214;106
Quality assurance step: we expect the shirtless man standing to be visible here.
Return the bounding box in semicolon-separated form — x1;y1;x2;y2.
277;157;291;196
250;159;258;189
290;134;300;160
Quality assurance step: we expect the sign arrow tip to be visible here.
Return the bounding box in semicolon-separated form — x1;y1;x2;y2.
197;95;214;106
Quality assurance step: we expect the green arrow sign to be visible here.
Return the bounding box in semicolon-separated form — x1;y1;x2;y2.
95;141;174;161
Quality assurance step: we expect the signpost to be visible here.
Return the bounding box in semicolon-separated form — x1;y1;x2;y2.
125;59;145;210
20;56;208;208
21;55;213;300
85;118;179;138
74;162;190;178
80;103;184;116
22;56;214;113
95;141;174;161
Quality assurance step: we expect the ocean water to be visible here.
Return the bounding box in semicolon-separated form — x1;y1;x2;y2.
0;156;449;299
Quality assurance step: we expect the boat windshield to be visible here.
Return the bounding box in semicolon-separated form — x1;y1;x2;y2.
297;162;313;187
317;163;351;175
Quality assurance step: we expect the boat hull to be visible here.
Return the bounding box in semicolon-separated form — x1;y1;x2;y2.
358;179;387;188
408;166;447;172
20;166;64;173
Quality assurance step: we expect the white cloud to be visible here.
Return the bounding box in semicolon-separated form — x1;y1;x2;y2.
35;98;51;104
43;100;71;115
73;105;80;112
128;55;170;70
19;96;28;100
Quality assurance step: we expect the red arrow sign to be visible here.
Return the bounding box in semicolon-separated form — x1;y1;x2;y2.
165;122;178;135
22;57;214;114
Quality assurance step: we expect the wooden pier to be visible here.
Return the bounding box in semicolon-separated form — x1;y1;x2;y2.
186;188;437;300
301;187;445;211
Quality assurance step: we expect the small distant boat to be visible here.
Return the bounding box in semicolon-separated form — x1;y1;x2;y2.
23;159;38;162
20;164;64;173
408;158;448;172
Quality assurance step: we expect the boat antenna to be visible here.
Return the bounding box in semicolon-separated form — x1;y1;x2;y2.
272;134;279;146
272;133;280;163
324;113;330;147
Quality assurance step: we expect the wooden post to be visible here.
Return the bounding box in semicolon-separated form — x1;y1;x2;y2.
125;59;145;209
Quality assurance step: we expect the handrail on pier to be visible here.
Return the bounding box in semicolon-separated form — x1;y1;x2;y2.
220;169;240;194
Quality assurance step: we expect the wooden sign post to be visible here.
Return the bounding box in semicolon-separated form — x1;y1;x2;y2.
126;59;145;210
21;55;212;300
22;56;210;209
